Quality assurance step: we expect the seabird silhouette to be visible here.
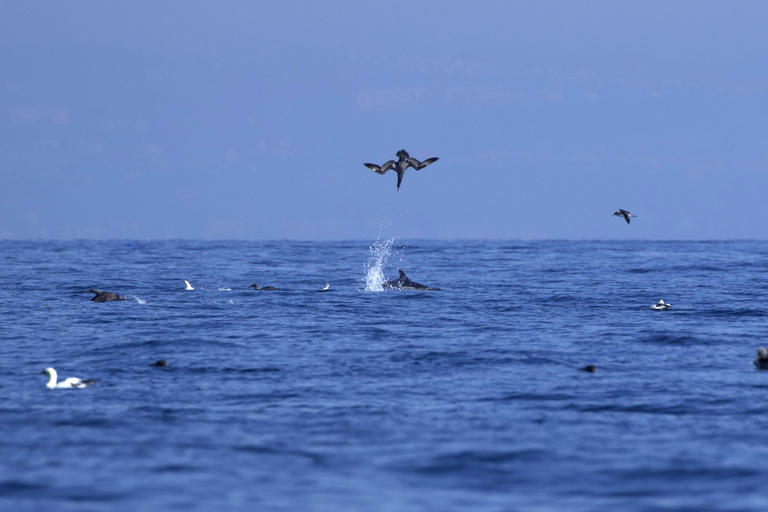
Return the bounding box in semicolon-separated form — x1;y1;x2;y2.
39;367;98;389
184;280;194;290
45;304;51;312
382;269;440;291
149;360;169;367
613;209;637;224
650;299;671;310
249;284;278;291
364;149;439;191
319;281;330;292
88;289;129;302
580;365;597;373
754;347;768;370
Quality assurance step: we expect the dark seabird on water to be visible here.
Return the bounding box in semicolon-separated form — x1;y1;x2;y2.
88;289;130;302
149;360;169;367
651;299;671;310
613;209;637;224
364;149;439;191
249;284;279;291
580;365;597;373
382;269;440;291
753;347;768;370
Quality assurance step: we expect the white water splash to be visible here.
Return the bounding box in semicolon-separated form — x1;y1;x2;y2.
364;236;397;291
132;296;146;304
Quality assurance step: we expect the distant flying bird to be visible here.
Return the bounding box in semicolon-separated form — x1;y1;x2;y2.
364;149;439;191
613;209;637;224
184;280;194;290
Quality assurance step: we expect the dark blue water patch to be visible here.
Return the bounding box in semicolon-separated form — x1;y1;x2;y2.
700;308;767;318
637;331;709;345
0;480;48;495
3;240;768;511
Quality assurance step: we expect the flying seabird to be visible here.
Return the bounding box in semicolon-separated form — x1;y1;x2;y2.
39;367;98;389
754;347;768;370
88;289;130;302
319;281;330;292
184;280;194;290
364;149;439;191
249;284;278;291
613;209;637;224
650;299;671;310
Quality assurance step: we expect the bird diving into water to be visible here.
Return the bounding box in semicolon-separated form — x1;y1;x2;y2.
613;209;637;224
364;149;439;191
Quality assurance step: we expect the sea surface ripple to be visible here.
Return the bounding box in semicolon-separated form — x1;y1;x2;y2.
2;240;768;511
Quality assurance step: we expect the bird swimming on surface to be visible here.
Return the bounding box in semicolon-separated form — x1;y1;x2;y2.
249;284;278;291
39;367;98;389
149;360;169;367
753;347;768;370
184;280;194;290
650;299;671;310
364;149;439;191
580;365;597;373
88;289;129;302
613;209;637;224
382;270;441;291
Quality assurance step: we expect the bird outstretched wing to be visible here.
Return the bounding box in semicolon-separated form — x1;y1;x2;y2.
364;160;395;175
407;157;439;170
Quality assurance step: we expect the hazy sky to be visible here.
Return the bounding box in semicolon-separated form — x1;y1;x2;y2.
1;1;767;239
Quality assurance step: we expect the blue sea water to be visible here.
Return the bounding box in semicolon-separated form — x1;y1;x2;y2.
2;239;768;511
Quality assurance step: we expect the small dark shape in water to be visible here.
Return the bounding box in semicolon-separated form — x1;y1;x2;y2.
363;148;439;191
383;269;440;291
612;209;637;224
149;360;169;367
580;365;597;373
45;304;51;312
249;284;278;291
88;289;129;302
753;347;768;370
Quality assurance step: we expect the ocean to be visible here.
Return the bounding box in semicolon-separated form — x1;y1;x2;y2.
1;239;767;511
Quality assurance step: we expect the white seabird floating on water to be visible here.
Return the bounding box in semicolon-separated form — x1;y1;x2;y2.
650;299;671;310
39;367;98;389
184;280;194;290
